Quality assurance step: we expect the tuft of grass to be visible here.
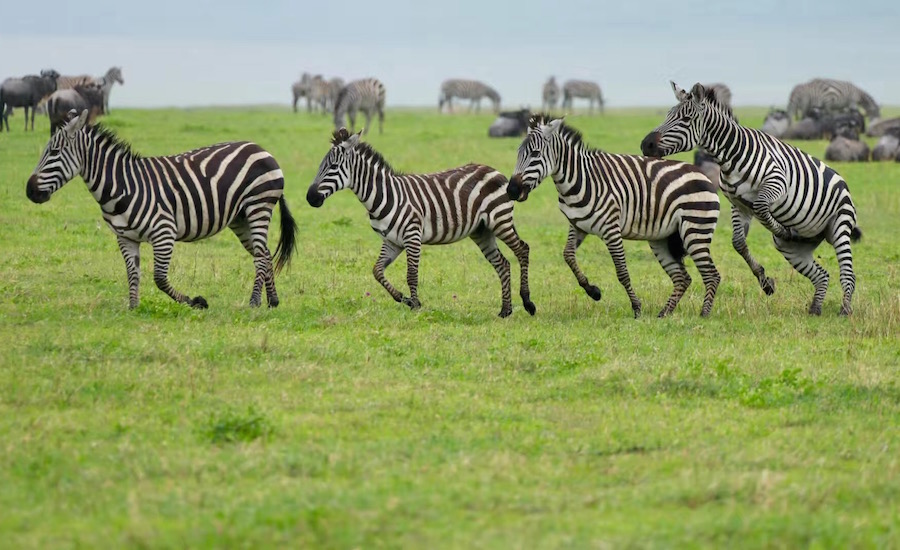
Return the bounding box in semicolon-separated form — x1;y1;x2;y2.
202;406;274;444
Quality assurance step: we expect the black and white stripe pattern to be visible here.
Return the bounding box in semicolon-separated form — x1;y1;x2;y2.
307;128;534;317
333;78;386;134
542;77;560;111
510;115;721;318
642;82;861;316
438;79;501;113
561;80;604;114
26;110;298;310
787;78;880;121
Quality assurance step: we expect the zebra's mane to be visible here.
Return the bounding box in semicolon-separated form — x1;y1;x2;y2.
331;129;400;174
529;113;601;153
87;124;143;159
702;87;735;120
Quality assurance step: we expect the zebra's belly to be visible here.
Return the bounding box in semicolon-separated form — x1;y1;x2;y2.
102;213;144;241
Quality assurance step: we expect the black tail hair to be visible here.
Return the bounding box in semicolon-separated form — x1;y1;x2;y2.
667;232;686;260
850;226;862;243
273;196;298;273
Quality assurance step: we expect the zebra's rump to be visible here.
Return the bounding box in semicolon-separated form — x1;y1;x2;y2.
401;164;511;244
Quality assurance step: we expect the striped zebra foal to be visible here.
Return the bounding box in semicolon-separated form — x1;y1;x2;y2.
333;78;386;134
307;129;534;318
642;82;861;315
509;115;721;318
438;79;501;113
26;110;298;310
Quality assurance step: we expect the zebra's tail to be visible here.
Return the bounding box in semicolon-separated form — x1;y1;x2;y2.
850;226;862;243
273;195;298;274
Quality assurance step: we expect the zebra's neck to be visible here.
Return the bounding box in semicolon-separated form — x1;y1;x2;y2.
549;133;596;195
698;105;746;167
348;155;400;215
77;130;136;207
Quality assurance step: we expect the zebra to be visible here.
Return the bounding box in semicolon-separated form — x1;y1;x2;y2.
306;128;534;318
326;77;345;112
52;66;124;115
292;72;321;113
542;77;560;111
508;115;721;318
642;82;862;316
561;79;604;114
787;78;880;121
438;79;501;113
26;109;298;310
333;78;385;134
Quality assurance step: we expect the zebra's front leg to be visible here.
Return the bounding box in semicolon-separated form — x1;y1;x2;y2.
731;205;776;295
373;240;404;303
754;177;797;240
402;231;423;310
150;234;208;309
471;231;513;318
602;230;642;318
117;235;141;309
563;224;602;301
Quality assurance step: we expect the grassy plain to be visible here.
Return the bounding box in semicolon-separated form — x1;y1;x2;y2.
1;106;899;548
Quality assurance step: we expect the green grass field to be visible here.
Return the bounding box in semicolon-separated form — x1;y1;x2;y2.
1;106;899;548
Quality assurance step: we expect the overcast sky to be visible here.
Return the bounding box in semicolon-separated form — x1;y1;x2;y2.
1;0;896;109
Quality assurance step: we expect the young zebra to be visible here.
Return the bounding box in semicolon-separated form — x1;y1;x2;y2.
561;80;604;114
307;128;534;318
333;78;386;135
26;109;298;310
642;82;861;315
509;115;721;318
438;79;501;114
542;77;560;112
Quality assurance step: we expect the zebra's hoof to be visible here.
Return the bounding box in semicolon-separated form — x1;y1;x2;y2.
402;297;421;310
268;298;280;309
585;285;602;301
839;305;852;316
632;304;642;319
657;308;671;318
191;296;209;309
249;299;262;308
808;303;823;316
523;300;536;316
498;307;513;318
761;277;776;296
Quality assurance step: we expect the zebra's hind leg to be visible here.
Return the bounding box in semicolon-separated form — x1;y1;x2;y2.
683;230;721;317
772;234;828;315
471;230;513;318
602;229;642;318
648;239;691;318
150;234;208;309
732;205;776;295
117;235;141;309
829;219;857;316
373;240;405;304
493;218;535;316
230;215;278;308
563;224;602;301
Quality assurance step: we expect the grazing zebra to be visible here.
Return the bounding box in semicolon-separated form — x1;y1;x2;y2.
333;78;386;134
438;79;501;113
26;109;298;310
787;78;880;121
508;115;721;318
542;77;560;111
561;79;604;114
307;128;534;317
642;82;861;315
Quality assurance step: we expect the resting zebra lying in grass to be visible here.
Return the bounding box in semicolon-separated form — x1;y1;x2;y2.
307;128;534;317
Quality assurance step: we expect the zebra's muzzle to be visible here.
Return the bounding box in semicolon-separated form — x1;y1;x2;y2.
507;174;530;202
640;132;662;157
306;187;325;208
26;174;50;204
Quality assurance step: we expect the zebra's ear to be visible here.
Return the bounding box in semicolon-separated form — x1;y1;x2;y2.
671;81;687;102
690;83;706;104
343;131;361;149
544;118;564;135
64;109;89;138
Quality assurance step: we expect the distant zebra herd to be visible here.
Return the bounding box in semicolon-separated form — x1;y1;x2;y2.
1;66;124;134
22;70;893;317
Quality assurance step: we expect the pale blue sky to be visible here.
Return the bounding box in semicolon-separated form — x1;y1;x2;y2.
2;0;896;109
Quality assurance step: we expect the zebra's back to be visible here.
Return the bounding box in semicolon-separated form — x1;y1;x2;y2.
563;80;602;98
336;78;385;110
440;79;493;99
400;163;511;244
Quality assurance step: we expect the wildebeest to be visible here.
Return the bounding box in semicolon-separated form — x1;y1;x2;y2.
824;121;870;162
872;127;900;161
488;109;530;138
822;109;866;139
47;84;104;135
866;117;900;137
781;107;827;140
761;109;791;138
0;69;59;131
